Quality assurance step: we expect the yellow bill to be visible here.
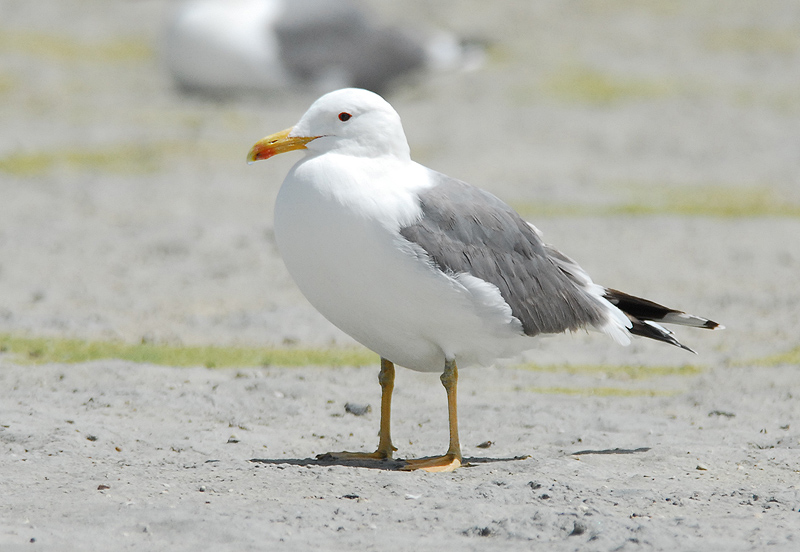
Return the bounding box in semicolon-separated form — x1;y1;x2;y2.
247;127;320;163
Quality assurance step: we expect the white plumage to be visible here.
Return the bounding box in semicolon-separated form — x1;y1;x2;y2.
247;88;721;471
272;90;627;370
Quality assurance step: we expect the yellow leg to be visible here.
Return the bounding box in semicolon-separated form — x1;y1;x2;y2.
375;358;397;457
401;358;462;472
317;358;397;461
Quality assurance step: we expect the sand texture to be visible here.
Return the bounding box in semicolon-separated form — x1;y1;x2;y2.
1;0;799;550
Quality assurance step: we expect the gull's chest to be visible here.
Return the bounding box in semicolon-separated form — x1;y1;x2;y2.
269;156;528;370
275;184;393;280
272;157;429;305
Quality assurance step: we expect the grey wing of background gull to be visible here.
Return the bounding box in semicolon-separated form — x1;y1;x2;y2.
274;0;426;93
398;173;610;337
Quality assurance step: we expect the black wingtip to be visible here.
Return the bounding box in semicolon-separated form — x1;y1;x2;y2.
602;288;722;352
627;318;697;353
678;342;698;355
605;288;722;330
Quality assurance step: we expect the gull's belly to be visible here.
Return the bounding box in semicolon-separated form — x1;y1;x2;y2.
273;181;526;371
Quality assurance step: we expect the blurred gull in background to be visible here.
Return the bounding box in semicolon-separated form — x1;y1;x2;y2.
163;0;483;97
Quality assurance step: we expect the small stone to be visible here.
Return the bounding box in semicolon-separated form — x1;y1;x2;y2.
569;521;587;536
344;403;371;416
708;410;735;418
463;526;492;537
696;463;708;471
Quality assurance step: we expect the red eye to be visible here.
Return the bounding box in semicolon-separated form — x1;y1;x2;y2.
338;112;352;122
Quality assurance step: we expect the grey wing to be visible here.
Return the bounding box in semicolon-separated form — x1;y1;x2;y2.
542;240;598;290
398;173;609;337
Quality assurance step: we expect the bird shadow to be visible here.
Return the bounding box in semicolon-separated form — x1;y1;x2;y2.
249;454;533;471
569;447;651;456
249;448;650;471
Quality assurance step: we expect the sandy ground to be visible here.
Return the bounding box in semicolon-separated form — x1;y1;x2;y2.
1;0;799;550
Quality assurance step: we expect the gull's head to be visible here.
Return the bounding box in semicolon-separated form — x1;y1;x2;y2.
247;88;410;163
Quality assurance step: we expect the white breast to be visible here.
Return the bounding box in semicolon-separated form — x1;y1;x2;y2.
273;154;529;371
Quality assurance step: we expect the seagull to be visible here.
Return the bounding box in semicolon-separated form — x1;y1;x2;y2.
247;88;722;472
164;0;479;97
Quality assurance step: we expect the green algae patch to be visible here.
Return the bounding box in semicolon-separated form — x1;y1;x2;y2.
582;0;687;16
704;27;800;55
0;144;164;176
513;184;800;218
0;140;241;177
515;363;703;380
525;385;676;397
0;31;152;63
0;72;16;95
543;66;675;105
621;185;800;218
747;346;800;368
0;334;378;368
